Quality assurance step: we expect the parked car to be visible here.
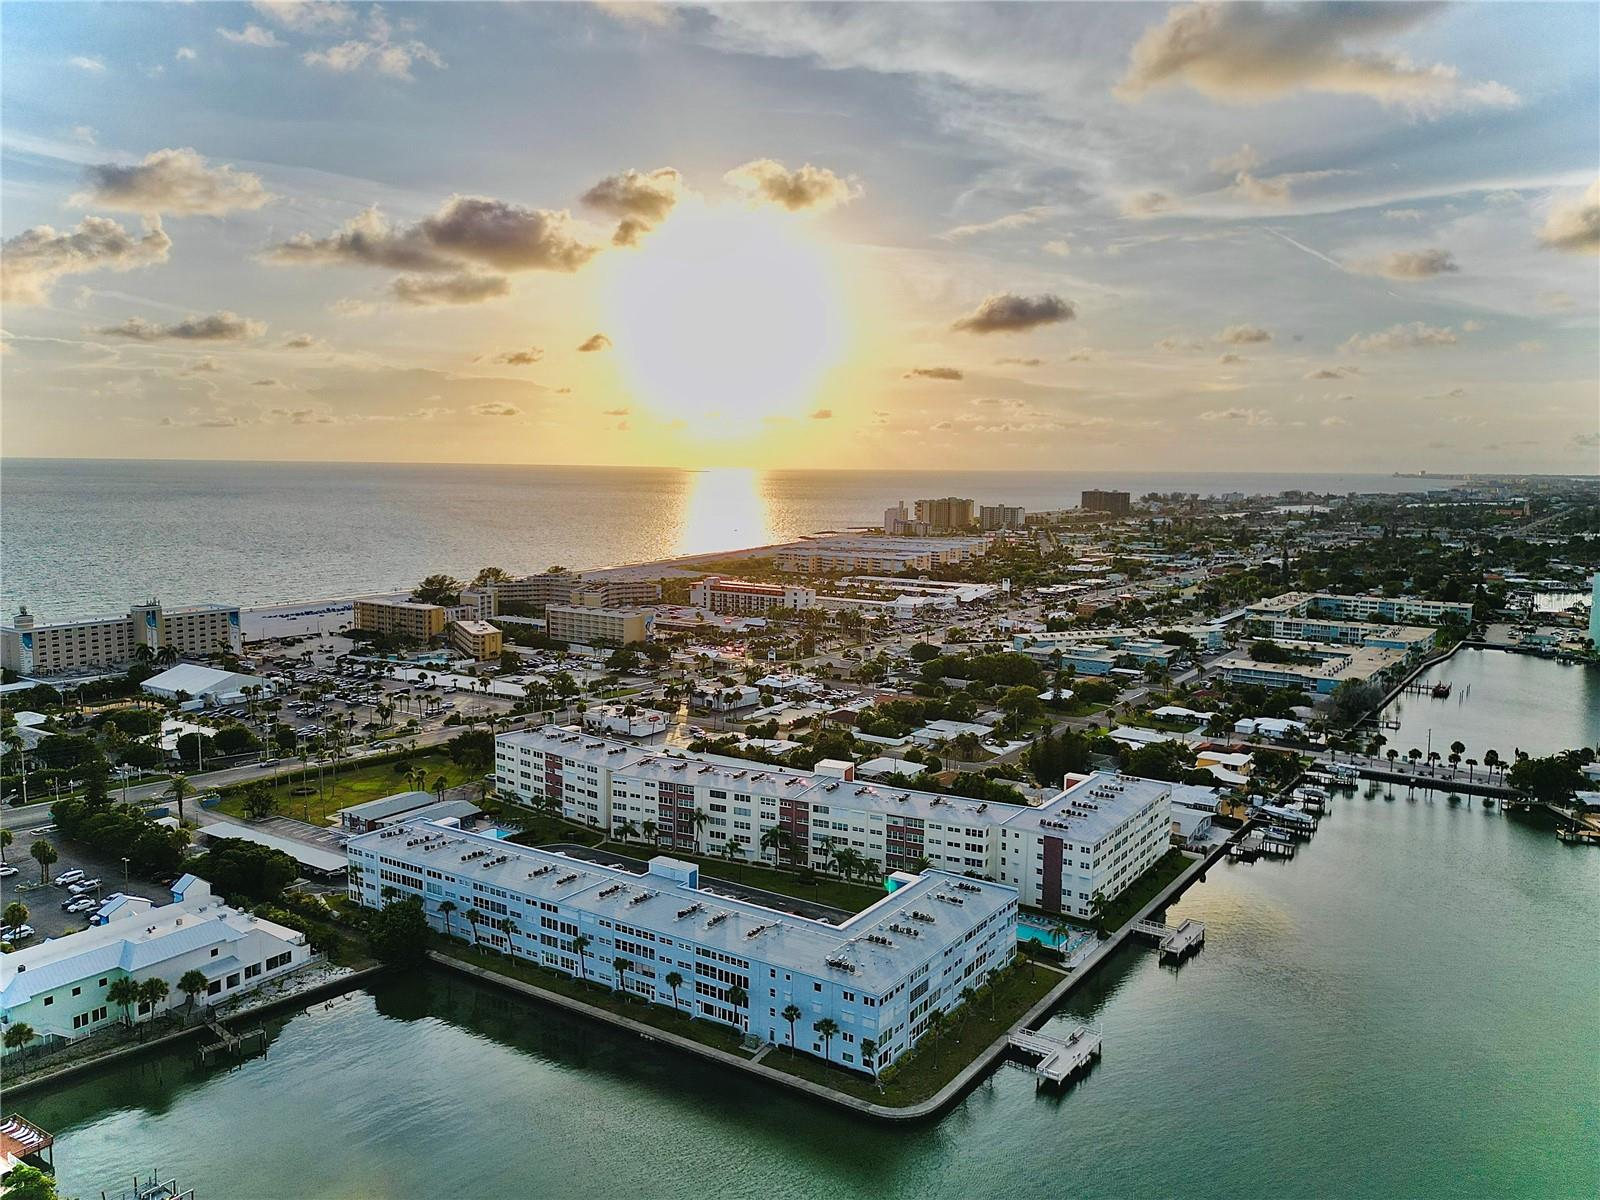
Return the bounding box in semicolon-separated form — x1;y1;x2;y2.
0;864;18;878
1;924;35;942
53;869;86;887
68;879;103;895
62;895;96;912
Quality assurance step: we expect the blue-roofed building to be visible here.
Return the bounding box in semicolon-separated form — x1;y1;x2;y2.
1;876;313;1053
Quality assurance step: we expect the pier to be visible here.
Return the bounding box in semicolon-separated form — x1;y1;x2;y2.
0;1113;54;1172
1131;917;1206;959
1006;1026;1102;1085
197;1016;267;1065
1231;833;1295;860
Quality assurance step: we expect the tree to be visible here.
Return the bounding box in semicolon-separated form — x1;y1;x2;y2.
726;984;747;1025
106;976;140;1025
369;896;429;964
190;839;297;903
179;968;208;1015
721;836;746;880
998;684;1043;735
1483;748;1502;775
924;1008;949;1068
465;908;483;945
139;977;171;1027
438;899;458;938
814;1017;839;1062
782;1003;804;1054
665;970;685;1012
0;827;12;863
166;773;193;823
2;900;29;931
0;1164;62;1200
28;838;57;885
1508;752;1588;806
860;1037;881;1087
3;1022;37;1058
413;574;464;606
612;955;632;998
1089;890;1109;937
572;933;591;988
241;780;277;821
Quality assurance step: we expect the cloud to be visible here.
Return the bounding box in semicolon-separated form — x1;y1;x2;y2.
252;378;284;387
94;311;266;341
283;333;321;349
904;366;964;381
1117;2;1519;113
1198;407;1275;425
1516;340;1548;354
301;6;442;79
1156;336;1203;353
267;407;335;425
1342;322;1458;352
218;24;285;48
1460;319;1485;333
252;1;354;30
582;167;683;245
601;407;630;417
1217;352;1244;365
951;293;1074;334
1383;208;1425;221
73;148;271;216
388;272;510;306
182;356;222;374
810;408;834;419
940;207;1051;240
1538;177;1599;255
69;55;107;72
492;347;544;366
1217;324;1271;344
724;159;860;212
577;333;612;352
1350;248;1459;280
996;357;1042;367
1041;239;1072;258
175;47;198;61
268;197;599;279
1121;190;1177;219
471;402;521;418
1305;365;1359;380
1320;416;1348;428
1574;431;1600;450
1;216;171;305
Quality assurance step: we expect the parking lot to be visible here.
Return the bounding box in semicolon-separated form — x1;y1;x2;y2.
0;824;158;944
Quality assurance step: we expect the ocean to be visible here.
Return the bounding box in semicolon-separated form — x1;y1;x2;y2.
1;458;1450;620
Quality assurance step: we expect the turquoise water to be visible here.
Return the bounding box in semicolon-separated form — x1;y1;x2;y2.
1016;918;1094;955
26;784;1598;1200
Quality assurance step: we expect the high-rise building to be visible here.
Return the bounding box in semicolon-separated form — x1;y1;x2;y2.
979;504;1026;531
913;497;975;530
1080;490;1132;516
1;600;243;676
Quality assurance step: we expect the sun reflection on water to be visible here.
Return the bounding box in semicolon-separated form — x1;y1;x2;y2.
673;468;776;558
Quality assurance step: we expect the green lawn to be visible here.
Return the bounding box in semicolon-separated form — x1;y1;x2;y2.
763;959;1065;1106
214;750;481;825
434;941;749;1055
591;840;889;912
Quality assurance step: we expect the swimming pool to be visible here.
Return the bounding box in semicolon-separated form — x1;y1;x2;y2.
1016;917;1094;955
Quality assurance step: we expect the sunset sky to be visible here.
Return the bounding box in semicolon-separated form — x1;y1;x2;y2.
2;1;1596;472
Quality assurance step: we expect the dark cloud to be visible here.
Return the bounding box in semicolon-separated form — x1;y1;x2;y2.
904;366;964;381
388;272;510;306
472;401;520;417
267;196;598;277
283;333;321;349
2;216;171;305
491;347;544;366
810;408;834;419
578;333;612;352
952;293;1074;335
95;310;265;341
73;148;270;216
582;167;683;245
725;159;860;212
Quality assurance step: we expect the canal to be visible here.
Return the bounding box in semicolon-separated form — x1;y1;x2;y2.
25;787;1599;1199
1377;647;1600;761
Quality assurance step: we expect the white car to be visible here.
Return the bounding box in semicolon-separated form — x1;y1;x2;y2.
1;924;34;942
0;864;18;878
68;878;102;895
53;869;86;887
64;896;99;913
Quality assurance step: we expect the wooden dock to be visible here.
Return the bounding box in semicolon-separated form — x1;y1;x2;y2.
1131;917;1206;958
197;1016;266;1065
0;1113;54;1171
1006;1026;1102;1085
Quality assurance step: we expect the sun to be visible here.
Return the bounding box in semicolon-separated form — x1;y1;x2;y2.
601;201;849;434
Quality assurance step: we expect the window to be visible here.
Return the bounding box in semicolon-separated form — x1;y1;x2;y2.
210;948;219;958
72;986;82;997
43;996;53;1007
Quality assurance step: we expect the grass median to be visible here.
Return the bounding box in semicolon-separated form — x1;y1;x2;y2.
214;749;479;825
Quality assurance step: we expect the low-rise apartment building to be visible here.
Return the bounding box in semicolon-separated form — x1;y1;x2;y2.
689;576;817;615
0;876;311;1052
494;726;1174;921
449;619;503;661
1247;591;1472;626
346;820;1017;1074
545;605;651;646
776;535;990;575
1214;641;1410;695
1;600;243;677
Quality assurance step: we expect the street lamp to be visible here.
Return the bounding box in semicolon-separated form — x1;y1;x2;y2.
121;857;130;886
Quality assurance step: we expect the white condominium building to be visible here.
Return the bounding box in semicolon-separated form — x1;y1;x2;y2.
495;727;1173;920
347;821;1017;1074
1246;591;1472;625
1;600;243;677
689;576;817;615
775;535;990;575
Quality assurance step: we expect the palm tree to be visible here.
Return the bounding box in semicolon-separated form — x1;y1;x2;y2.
0;827;11;863
139;977;170;1031
438;899;457;939
465;908;483;945
616;819;639;843
1408;748;1423;770
1450;740;1466;770
179;969;208;1016
860;1037;881;1088
781;1003;804;1054
133;643;155;667
430;774;449;802
641;819;659;845
690;807;708;847
957;985;978;1037
1484;748;1501;776
572;934;591;988
166;773;193;824
726;984;747;1028
2;901;28;931
924;1009;948;1068
760;824;793;866
612;955;632;999
665;970;685;1013
814;1017;839;1062
1464;757;1478;781
3;1022;37;1059
1386;748;1400;768
156;643;178;668
106;976;140;1026
720;837;746;881
29;838;57;885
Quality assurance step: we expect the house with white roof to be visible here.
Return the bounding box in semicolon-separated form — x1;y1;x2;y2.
0;875;311;1052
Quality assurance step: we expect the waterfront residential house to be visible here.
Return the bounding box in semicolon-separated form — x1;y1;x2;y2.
346;822;1018;1074
0;876;311;1052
